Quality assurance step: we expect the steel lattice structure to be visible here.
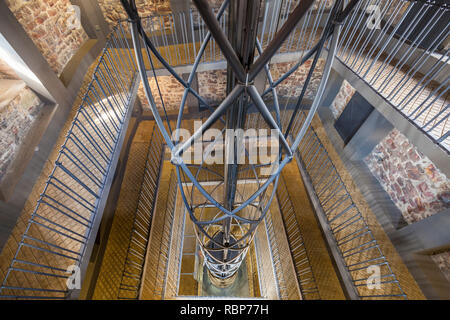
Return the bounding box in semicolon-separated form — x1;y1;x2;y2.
121;0;358;282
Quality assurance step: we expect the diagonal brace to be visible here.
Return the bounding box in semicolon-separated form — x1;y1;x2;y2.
248;0;315;81
192;0;247;82
247;85;292;157
173;85;245;160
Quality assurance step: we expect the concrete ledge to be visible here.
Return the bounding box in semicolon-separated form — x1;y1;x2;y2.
395;209;450;253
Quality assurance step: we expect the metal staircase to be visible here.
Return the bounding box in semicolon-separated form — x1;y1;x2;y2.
0;0;447;300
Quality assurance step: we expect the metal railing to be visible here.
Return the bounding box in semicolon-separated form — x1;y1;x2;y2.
136;1;449;152
145;169;178;299
0;22;138;299
293;111;407;299
133;8;228;67
275;175;321;299
336;0;450;150
164;189;185;299
2;0;445;300
264;207;302;300
117;126;165;300
253;216;281;300
117;0;449;154
126;0;334;68
258;0;333;55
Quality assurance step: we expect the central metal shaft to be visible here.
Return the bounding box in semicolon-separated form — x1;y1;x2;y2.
222;0;261;270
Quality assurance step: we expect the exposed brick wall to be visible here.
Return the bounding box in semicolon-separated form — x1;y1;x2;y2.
330;79;356;119
198;69;227;106
139;59;326;116
0;57;43;179
98;0;222;32
268;59;325;101
431;251;450;284
98;0;171;28
364;129;450;224
138;75;185;114
5;0;89;76
0;86;42;179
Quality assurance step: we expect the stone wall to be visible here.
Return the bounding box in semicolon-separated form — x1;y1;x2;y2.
0;85;42;179
5;0;89;76
0;57;43;179
138;59;325;116
364;129;449;224
98;0;171;28
138;70;228;114
268;59;325;101
330;79;355;119
198;69;227;106
138;75;185;114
